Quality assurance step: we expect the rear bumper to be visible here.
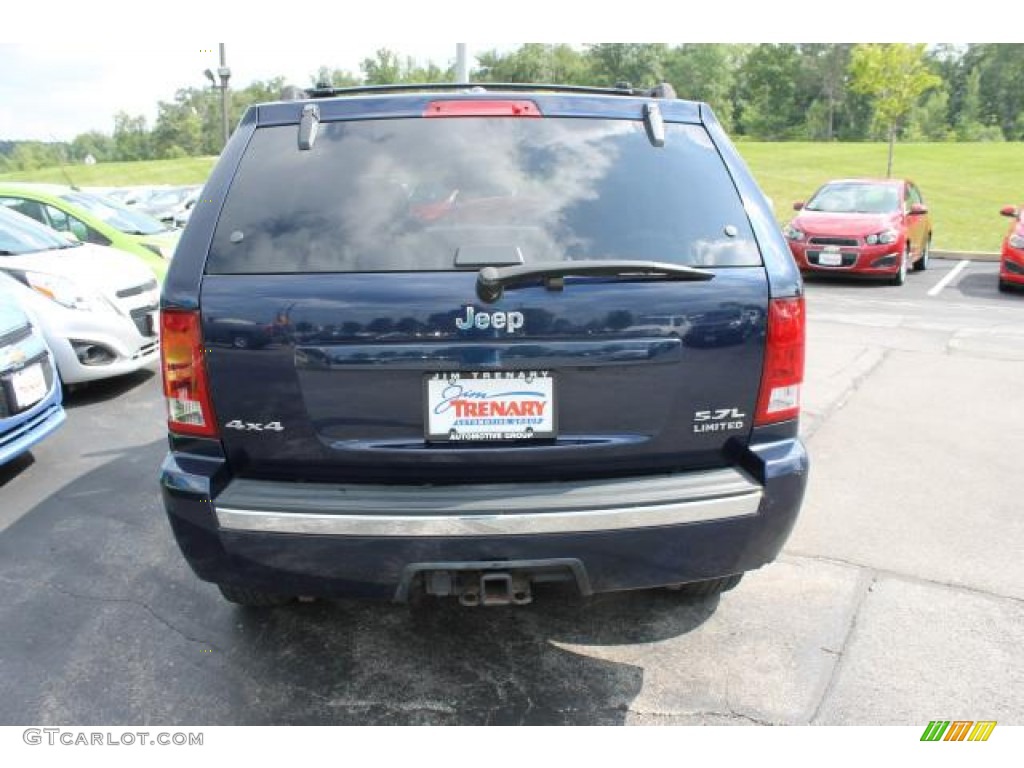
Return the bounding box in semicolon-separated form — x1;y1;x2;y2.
161;437;808;600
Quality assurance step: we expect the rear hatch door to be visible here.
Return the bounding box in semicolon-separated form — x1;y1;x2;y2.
200;104;769;483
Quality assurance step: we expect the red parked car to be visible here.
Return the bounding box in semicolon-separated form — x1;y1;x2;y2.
784;178;933;285
999;205;1024;292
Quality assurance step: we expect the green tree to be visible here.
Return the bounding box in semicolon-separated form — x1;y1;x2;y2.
662;45;740;129
735;44;805;139
359;49;452;85
312;66;360;88
800;44;854;140
10;142;46;171
849;44;942;175
585;44;668;88
905;87;955;141
152;89;205;158
475;44;590;84
70;131;114;163
112;112;151;161
362;49;403;84
953;67;1002;140
964;43;1024;139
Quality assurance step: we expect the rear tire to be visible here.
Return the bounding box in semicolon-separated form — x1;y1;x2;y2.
217;584;294;607
913;235;931;272
667;573;743;599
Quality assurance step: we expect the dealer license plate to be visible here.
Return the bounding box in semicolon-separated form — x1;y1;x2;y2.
13;363;47;409
818;248;843;267
425;371;556;442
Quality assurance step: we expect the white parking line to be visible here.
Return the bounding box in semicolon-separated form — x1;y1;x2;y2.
928;259;970;297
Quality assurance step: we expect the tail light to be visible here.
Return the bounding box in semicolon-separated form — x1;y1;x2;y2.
754;297;805;426
161;309;218;437
423;100;541;117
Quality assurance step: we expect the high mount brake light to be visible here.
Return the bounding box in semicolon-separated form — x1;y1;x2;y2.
755;297;806;426
423;100;542;118
161;309;218;437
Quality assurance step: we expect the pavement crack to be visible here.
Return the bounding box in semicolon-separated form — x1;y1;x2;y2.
0;574;221;651
803;348;889;442
782;551;1024;606
810;569;876;724
324;698;457;716
629;708;774;725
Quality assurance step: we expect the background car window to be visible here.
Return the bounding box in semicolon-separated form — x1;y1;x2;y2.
807;183;898;214
59;192;166;236
0;206;79;255
0;197;48;226
81;225;112;246
43;203;71;232
207;118;762;274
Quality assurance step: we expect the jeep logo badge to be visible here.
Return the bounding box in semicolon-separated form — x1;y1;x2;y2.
455;306;524;333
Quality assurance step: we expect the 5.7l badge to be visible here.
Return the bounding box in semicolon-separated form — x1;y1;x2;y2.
693;408;746;434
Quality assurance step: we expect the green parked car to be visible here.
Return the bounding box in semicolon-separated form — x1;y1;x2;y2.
0;183;179;280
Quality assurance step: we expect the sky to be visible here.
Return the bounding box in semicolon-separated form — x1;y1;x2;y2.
0;2;1015;143
0;42;493;141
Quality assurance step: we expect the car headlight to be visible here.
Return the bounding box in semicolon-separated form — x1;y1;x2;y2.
865;229;899;245
784;225;805;241
20;271;119;314
1009;233;1024;250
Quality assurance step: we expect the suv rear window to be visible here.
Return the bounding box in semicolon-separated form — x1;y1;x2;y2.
207;117;761;274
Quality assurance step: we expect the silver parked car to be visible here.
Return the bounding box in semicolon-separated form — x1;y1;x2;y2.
138;185;201;227
0;207;160;384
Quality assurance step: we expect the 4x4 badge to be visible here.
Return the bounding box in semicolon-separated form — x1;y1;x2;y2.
455;306;524;333
224;420;284;432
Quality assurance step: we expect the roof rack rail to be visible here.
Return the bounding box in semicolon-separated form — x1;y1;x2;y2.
287;82;679;101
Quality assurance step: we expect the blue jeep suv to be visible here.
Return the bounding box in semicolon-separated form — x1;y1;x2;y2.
160;83;808;607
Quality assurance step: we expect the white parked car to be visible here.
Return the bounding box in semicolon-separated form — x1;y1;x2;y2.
0;206;160;384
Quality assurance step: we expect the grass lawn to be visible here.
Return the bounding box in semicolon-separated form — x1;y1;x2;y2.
737;142;1020;253
2;143;1018;252
0;156;217;187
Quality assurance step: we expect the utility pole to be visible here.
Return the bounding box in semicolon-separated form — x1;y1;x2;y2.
456;43;469;83
204;45;232;152
218;44;231;150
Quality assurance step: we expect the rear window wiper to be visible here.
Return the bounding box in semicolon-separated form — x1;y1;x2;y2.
476;260;713;303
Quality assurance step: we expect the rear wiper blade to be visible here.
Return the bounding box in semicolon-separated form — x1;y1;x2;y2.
476;260;713;303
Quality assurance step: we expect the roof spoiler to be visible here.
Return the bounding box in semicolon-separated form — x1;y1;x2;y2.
278;82;680;101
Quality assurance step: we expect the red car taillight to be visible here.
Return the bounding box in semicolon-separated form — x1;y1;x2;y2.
161;309;218;437
754;297;806;426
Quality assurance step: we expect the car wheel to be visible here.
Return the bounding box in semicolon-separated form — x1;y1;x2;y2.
231;335;250;349
999;278;1012;293
217;584;294;607
891;246;909;286
913;234;931;272
666;573;743;599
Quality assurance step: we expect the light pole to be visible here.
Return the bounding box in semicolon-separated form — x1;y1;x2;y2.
456;43;469;83
203;44;231;151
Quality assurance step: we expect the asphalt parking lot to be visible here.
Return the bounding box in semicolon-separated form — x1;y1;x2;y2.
1;258;1021;726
